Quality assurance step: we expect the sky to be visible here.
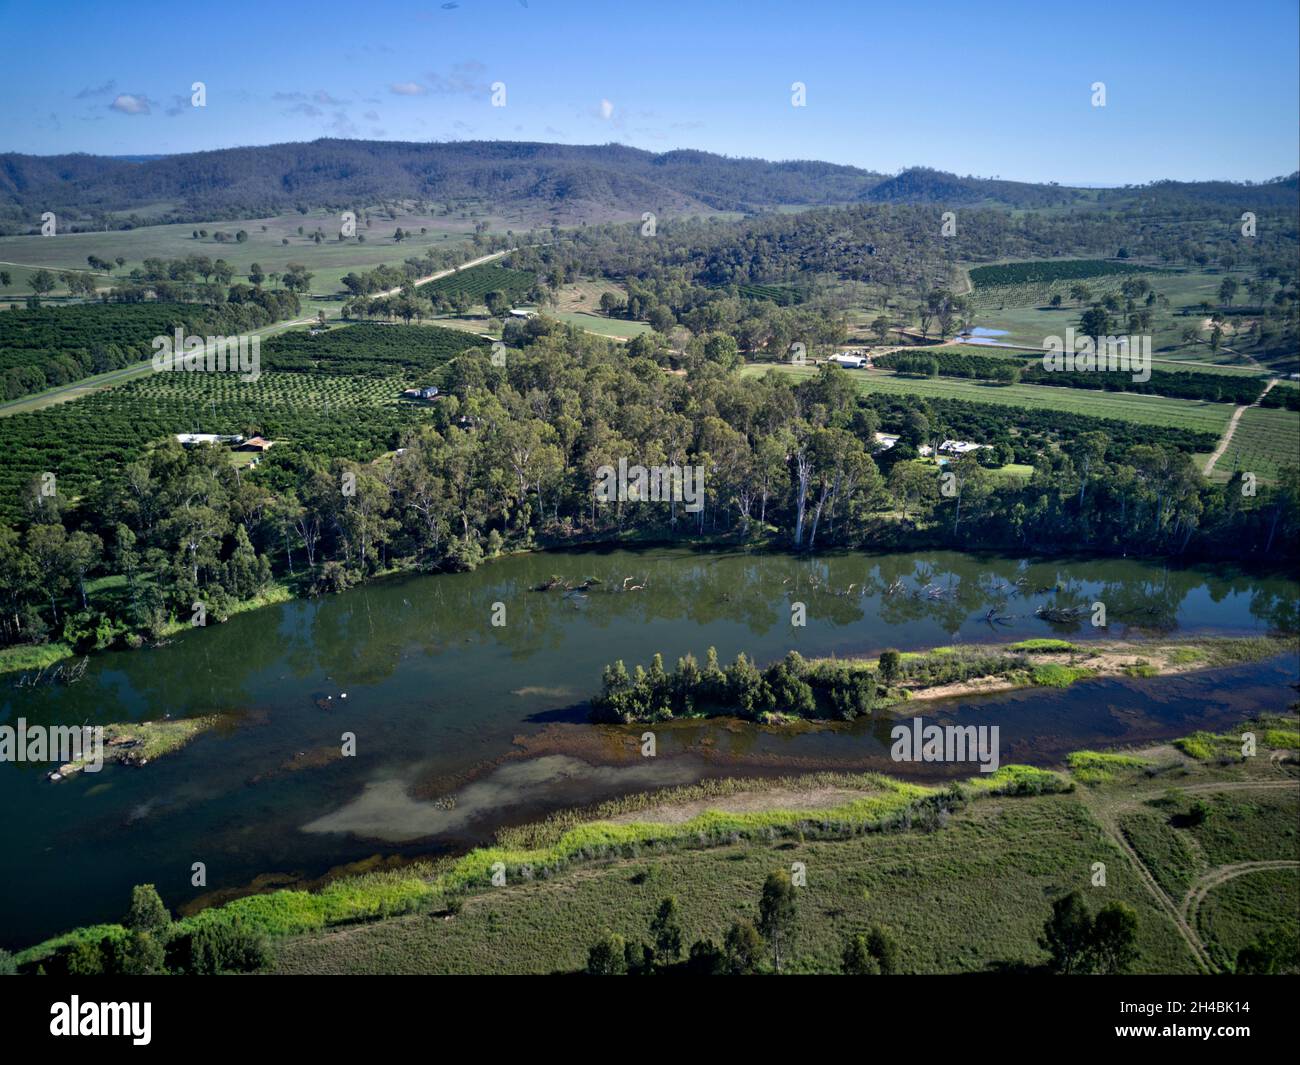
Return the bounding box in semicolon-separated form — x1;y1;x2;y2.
2;0;1297;186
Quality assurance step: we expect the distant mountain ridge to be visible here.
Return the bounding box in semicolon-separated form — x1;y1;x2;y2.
0;139;1294;230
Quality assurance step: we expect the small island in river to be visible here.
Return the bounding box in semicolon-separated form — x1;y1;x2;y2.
590;635;1294;725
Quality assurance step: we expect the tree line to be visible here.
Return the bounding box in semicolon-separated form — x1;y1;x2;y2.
1;327;1297;658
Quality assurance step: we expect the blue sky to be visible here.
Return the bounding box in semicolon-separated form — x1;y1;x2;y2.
3;0;1297;185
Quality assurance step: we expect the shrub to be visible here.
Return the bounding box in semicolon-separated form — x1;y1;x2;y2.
1008;638;1077;653
180;915;272;975
1174;731;1218;761
724;920;764;975
585;932;627;975
841;934;880;975
1066;751;1149;785
119;930;167;975
64;939;107;976
125;884;171;935
1031;663;1093;688
1185;798;1212;827
867;926;899;974
687;938;726;975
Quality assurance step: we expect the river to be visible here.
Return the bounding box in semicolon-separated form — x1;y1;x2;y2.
2;547;1296;948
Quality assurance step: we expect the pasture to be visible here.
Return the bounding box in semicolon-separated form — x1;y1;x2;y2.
0;208;486;310
551;278;628;314
255;718;1296;976
938;343;1271;378
745;363;1238;436
548;311;654;339
271;790;1195;975
966;264;1262;363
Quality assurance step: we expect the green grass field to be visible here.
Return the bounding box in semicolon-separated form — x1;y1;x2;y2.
0;209;487;312
271;792;1194;975
264;730;1300;976
966;266;1264;364
1197;868;1300;971
1117;787;1300;898
937;343;1273;379
745;363;1238;435
548;310;655;338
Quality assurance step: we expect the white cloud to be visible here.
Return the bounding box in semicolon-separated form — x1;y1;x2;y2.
109;94;152;115
599;98;614;120
390;81;427;96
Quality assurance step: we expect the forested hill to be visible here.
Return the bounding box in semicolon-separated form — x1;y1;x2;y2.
0;140;887;223
1;139;1295;230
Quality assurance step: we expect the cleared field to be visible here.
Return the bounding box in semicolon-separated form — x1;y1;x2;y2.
522;279;655;338
422;315;498;336
549;311;654;339
0;210;484;309
987;463;1035;484
967;268;1169;315
966;267;1259;363
1210;405;1300;483
552;278;628;313
1196;868;1300;971
746;363;1237;435
940;343;1271;378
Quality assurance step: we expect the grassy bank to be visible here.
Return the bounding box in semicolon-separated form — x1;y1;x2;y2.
14;764;1062;970
0;641;76;676
15;710;1298;974
265;715;1295;975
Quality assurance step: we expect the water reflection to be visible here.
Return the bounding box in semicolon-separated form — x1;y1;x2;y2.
0;547;1295;947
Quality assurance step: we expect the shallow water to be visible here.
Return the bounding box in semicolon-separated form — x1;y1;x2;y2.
2;547;1296;947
